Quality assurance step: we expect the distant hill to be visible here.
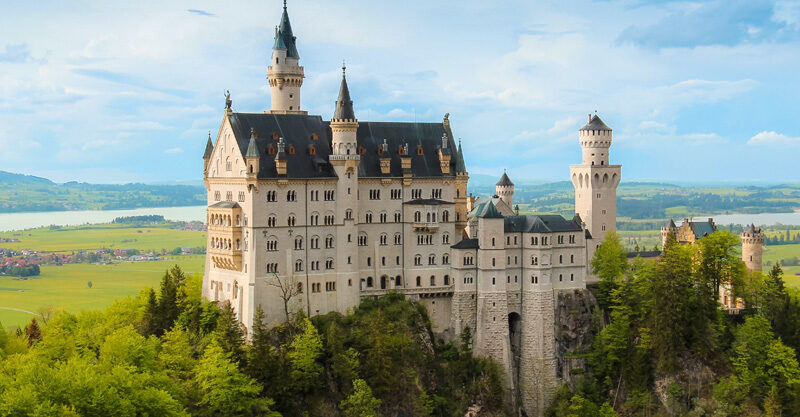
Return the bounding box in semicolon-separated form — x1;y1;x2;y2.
0;171;205;213
0;171;54;186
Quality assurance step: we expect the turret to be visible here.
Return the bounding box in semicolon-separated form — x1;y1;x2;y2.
496;171;514;207
330;63;358;157
245;128;260;185
661;219;677;248
579;113;612;166
275;137;288;176
438;133;452;175
267;1;305;113
741;224;764;272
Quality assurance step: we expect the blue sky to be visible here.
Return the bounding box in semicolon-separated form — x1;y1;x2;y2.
1;0;799;184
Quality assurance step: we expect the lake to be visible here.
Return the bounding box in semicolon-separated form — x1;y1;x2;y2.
0;206;207;232
694;211;800;227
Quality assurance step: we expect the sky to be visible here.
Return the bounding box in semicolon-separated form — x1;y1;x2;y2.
1;0;799;184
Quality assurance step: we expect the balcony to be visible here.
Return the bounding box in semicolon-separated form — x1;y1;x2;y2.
413;222;439;232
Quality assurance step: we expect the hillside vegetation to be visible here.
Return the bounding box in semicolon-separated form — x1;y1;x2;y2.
0;267;506;416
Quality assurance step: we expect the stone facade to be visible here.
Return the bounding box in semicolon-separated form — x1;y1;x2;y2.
201;4;617;416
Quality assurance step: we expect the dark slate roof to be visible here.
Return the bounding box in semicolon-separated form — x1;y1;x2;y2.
225;113;458;179
333;72;355;120
203;133;214;159
451;238;479;249
455;141;467;173
476;201;503;219
273;4;299;58
580;114;611;131
209;201;240;209
667;219;676;228
405;199;454;205
496;172;513;187
504;214;583;233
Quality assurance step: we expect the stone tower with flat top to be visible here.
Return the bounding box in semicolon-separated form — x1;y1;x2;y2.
741;224;764;272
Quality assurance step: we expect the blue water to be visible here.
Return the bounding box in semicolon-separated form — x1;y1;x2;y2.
0;206;206;232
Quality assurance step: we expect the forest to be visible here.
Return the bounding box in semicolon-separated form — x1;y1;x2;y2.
0;266;504;416
547;231;800;416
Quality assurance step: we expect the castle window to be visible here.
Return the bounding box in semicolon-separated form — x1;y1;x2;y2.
238;192;245;202
442;210;449;222
365;212;373;223
214;191;221;201
430;276;436;286
394;212;401;222
326;281;336;291
532;276;538;284
569;234;576;243
295;260;303;272
570;254;574;263
442;233;450;244
309;145;316;156
396;256;400;265
273;133;279;140
367;257;371;267
326;259;334;270
312;133;318;141
287;190;296;202
602;224;607;231
570;274;574;281
266;263;278;273
417;146;424;156
266;191;276;202
226;191;233;201
412;189;422;199
345;209;353;220
367;277;373;287
428;254;436;265
267;215;277;228
507;237;510;245
380;233;387;246
414;211;421;222
310;236;319;249
559;255;563;264
394;233;402;245
492;277;496;285
443;254;449;264
294;236;303;250
414;255;422;266
266;237;278;252
288;145;295;154
559;274;563;282
380;212;387;223
268;145;275;155
492;258;495;266
381;256;386;266
492;237;495;246
358;146;365;155
531;256;538;265
288;215;296;226
416;276;421;287
325;235;334;249
324;190;334;201
226;158;232;171
358;233;367;246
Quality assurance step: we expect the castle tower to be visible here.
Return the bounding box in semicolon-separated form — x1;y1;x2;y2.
329;64;361;310
741;224;764;272
661;219;677;248
570;114;621;255
267;1;305;114
496;171;514;208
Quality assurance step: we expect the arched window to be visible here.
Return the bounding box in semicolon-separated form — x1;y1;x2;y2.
414;211;421;222
414;254;422;266
430;275;435;286
295;259;303;272
294;236;303;250
267;214;277;228
442;210;449;222
416;276;421;286
367;277;373;287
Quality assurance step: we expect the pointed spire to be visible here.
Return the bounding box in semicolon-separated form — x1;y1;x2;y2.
333;62;355;120
246;128;260;158
203;131;214;159
496;171;513;187
455;139;466;173
273;0;299;58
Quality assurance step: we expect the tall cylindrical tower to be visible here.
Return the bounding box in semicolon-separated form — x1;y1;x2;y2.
741;224;764;272
267;2;305;113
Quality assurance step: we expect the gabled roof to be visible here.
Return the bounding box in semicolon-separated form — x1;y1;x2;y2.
273;3;299;58
333;70;355;120
224;113;458;179
476;201;503;219
690;220;716;239
503;214;583;233
667;219;676;228
496;172;513;187
209;201;240;209
580;114;611;131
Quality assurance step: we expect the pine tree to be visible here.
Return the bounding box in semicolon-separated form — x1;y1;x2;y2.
340;379;381;417
212;301;246;367
138;288;159;336
24;318;41;347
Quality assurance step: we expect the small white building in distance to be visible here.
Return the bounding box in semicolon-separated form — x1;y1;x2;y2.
201;3;620;415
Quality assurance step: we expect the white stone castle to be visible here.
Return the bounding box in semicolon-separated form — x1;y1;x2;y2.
201;3;620;415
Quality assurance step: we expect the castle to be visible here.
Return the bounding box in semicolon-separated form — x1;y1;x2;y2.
201;3;618;415
660;218;765;311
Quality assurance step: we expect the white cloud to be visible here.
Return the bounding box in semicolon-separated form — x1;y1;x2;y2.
748;131;800;145
164;147;184;154
81;139;122;151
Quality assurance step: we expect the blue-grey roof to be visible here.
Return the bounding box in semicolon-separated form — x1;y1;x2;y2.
504;214;582;233
580;114;611;131
476;201;503;219
203;133;214;159
691;220;716;239
454;141;466;173
245;130;260;158
273;4;299;58
209;201;240;209
451;238;479;249
405;198;453;206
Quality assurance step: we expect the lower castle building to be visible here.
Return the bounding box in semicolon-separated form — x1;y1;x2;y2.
201;3;617;415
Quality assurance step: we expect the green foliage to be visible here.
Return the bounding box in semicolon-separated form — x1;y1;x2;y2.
340;378;381;417
288;317;323;392
591;231;628;310
212;301;246;366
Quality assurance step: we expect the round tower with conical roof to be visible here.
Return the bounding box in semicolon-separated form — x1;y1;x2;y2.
496;171;514;208
741;224;764;272
267;1;305;113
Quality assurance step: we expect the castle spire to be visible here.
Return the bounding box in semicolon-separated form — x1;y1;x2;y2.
273;0;298;58
333;63;355;120
203;131;213;160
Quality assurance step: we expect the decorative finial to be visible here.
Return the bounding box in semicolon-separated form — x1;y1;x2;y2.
587;113;591;123
284;0;287;9
342;60;346;76
250;127;255;137
208;131;211;140
442;132;448;148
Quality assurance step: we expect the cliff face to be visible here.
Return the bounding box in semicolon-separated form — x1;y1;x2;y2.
554;288;598;387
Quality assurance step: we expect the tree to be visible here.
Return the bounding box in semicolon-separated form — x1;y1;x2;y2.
340;379;381;417
288;317;323;392
245;305;282;392
194;342;278;417
24;318;41;347
591;231;628;310
267;272;302;322
212;301;246;366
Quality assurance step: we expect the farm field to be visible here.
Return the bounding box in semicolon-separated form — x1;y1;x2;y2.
763;243;800;287
0;255;205;329
0;223;206;252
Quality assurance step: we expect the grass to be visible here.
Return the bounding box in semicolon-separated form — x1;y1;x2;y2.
0;223;206;253
0;255;205;329
763;243;800;287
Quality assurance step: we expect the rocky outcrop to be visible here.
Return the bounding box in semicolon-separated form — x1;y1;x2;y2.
554;289;598;387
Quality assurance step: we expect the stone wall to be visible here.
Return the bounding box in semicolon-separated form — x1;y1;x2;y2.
554;289;598;388
518;289;557;417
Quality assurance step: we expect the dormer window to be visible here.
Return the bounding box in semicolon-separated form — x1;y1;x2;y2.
377;146;384;156
358;146;365;155
309;145;316;156
288;145;296;155
272;132;279;140
268;145;275;155
312;133;318;141
398;146;405;156
417;146;424;156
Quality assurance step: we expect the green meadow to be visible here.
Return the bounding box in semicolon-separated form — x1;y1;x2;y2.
0;223;206;253
763;243;800;287
0;255;205;329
